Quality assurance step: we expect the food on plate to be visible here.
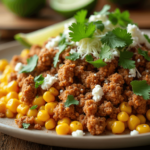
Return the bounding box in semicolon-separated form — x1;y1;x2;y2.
1;5;150;136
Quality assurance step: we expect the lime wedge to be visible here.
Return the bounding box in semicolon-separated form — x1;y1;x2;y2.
49;0;97;18
14;18;75;47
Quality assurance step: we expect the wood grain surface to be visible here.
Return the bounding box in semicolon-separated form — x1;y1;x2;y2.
1;0;150;150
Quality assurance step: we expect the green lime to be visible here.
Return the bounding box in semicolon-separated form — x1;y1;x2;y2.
2;0;46;17
49;0;97;18
14;17;75;47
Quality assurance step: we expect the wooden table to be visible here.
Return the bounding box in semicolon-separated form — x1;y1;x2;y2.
1;0;150;149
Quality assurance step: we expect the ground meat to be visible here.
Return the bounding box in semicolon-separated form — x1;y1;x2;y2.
28;45;41;56
83;100;97;116
8;72;17;82
34;124;42;130
53;103;77;121
77;114;87;131
0;113;5;118
107;73;124;85
142;74;150;85
17;73;28;88
58;62;75;87
103;82;124;105
87;115;106;135
21;75;37;104
59;84;85;102
15;116;34;128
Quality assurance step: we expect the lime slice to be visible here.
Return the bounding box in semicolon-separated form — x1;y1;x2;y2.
49;0;97;18
14;18;75;47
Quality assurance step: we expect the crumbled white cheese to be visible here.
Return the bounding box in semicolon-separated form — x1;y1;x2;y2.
41;74;58;90
72;130;85;137
55;74;58;77
15;63;24;72
80;89;83;92
104;79;109;84
135;67;142;78
129;68;136;78
92;85;104;102
45;36;61;49
94;74;97;76
127;24;150;48
60;90;63;93
70;48;77;54
130;130;139;136
137;59;140;62
89;14;108;23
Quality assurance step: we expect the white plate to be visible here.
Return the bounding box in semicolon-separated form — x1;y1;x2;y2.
1;40;150;149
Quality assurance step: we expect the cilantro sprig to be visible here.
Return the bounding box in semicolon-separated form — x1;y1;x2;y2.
92;21;104;32
118;51;135;69
138;48;150;61
64;95;79;107
94;5;110;15
131;80;150;100
19;55;38;74
99;44;111;60
22;123;30;129
30;105;38;110
101;28;133;48
65;53;80;61
34;74;44;88
85;54;107;68
144;34;150;43
74;9;87;23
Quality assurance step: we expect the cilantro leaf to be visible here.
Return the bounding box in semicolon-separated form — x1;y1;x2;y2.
74;9;87;23
65;53;80;61
53;44;67;67
101;28;133;48
64;95;79;107
30;105;38;110
144;34;150;43
94;5;110;15
108;8;133;27
138;48;150;61
19;55;38;74
34;74;44;88
22;123;30;129
118;51;135;69
85;54;107;68
69;22;96;42
131;80;150;100
58;33;66;45
99;44;111;60
93;21;104;31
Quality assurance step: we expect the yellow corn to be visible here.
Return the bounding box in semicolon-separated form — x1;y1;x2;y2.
146;109;150;121
0;59;8;72
5;109;15;118
57;117;71;125
136;124;150;134
37;110;50;122
137;114;146;124
117;111;129;122
32;96;45;108
49;87;59;96
6;81;18;93
43;91;55;103
45;118;56;130
27;109;38;117
17;104;29;115
106;118;117;131
112;121;125;134
119;102;132;114
20;49;30;57
56;123;70;135
70;121;83;133
128;115;140;131
45;102;57;116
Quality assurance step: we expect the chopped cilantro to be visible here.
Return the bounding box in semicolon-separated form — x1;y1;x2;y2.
138;48;150;61
85;54;107;68
99;44;111;60
108;8;133;27
22;123;30;129
144;34;150;43
34;74;44;88
19;55;38;74
69;22;96;42
92;21;104;31
74;9;87;23
101;28;133;48
58;33;66;45
30;105;38;110
94;5;110;15
131;80;150;100
65;53;80;61
118;51;135;69
64;95;79;107
36;95;39;98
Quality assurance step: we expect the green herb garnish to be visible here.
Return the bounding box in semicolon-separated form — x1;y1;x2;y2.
64;95;79;107
22;123;30;129
34;74;44;88
74;9;87;23
30;105;38;110
93;21;104;31
144;34;150;43
99;44;111;60
94;5;110;15
65;53;80;61
138;48;150;61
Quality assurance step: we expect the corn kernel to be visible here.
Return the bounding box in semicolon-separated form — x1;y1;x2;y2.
56;123;70;135
37;110;50;122
57;117;71;125
0;89;6;98
38;105;45;111
18;92;22;100
21;49;30;57
106;118;117;131
0;101;6;113
137;114;146;124
17;104;29;115
117;111;129;122
45;102;57;116
34;117;45;126
6;81;18;93
6;92;18;102
0;96;7;103
70;121;83;133
27;109;38;117
3;65;13;75
49;87;59;96
16;113;24;119
6;98;20;113
45;118;56;130
119;102;132;114
146;109;150;121
5;109;15;118
32;96;45;107
43;91;55;103
128;115;140;131
136;124;150;134
112;121;125;134
0;59;8;72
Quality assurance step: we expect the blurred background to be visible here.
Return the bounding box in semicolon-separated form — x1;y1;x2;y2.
0;0;150;44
